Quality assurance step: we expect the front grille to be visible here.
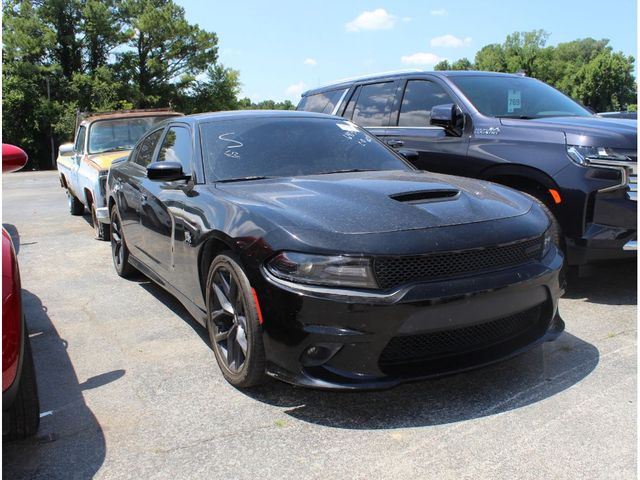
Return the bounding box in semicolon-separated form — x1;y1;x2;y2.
373;236;543;289
379;303;545;367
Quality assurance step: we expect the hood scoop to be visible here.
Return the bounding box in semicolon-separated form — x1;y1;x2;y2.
390;189;459;204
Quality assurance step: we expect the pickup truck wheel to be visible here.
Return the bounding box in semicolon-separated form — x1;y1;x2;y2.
68;192;84;216
92;205;110;241
110;206;136;278
6;332;40;440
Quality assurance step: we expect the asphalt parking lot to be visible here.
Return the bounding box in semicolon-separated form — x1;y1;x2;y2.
3;170;637;479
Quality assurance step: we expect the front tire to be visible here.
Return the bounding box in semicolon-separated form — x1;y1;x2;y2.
67;192;84;216
110;206;136;278
206;253;266;388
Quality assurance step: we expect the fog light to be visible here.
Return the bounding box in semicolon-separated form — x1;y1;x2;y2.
300;343;343;367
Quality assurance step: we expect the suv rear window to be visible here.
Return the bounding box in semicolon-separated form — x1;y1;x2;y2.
298;89;347;114
351;82;395;127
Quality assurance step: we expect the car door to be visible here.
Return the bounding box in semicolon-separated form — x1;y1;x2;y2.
138;125;195;281
70;125;86;196
383;78;471;176
119;128;165;258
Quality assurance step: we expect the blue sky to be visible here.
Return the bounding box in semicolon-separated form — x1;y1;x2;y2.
176;0;637;103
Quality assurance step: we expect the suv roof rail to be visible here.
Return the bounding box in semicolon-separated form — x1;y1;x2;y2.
302;69;426;96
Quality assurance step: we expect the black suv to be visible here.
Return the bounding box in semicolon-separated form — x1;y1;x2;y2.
297;71;637;266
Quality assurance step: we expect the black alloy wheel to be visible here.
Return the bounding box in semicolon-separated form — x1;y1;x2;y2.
110;206;135;278
206;253;266;388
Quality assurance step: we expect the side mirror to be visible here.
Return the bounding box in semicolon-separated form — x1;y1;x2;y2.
147;161;188;182
2;144;28;173
430;103;464;136
58;143;74;157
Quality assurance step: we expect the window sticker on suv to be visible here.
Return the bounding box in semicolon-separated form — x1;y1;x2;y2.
507;89;521;113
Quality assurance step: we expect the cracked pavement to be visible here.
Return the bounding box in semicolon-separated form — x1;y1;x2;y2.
2;171;636;479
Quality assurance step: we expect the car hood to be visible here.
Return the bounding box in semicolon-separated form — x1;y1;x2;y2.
214;170;532;234
87;150;131;171
500;116;637;149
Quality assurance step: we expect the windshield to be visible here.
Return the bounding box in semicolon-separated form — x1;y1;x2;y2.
450;76;592;118
88;116;175;154
200;117;412;182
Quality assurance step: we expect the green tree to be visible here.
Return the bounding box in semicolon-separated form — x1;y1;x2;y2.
434;60;451;70
188;65;241;113
474;44;507;71
573;51;636;111
118;0;218;106
451;58;474;70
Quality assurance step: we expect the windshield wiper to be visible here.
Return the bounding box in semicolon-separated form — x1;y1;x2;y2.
216;175;273;183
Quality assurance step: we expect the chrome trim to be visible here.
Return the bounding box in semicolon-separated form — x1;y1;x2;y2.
261;266;406;304
330;89;350;116
623;240;637;251
95;207;110;224
589;159;636;195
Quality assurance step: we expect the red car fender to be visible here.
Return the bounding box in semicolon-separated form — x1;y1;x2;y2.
2;228;22;392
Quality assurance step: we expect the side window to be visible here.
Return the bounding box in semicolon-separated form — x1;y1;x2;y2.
298;89;348;114
157;126;192;174
133;129;163;168
341;86;361;120
351;82;395;127
398;80;454;127
74;126;86;153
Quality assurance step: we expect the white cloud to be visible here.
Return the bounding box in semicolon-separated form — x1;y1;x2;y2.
346;9;396;32
285;81;307;98
303;58;318;67
430;8;447;16
402;17;412;22
400;52;446;66
430;34;472;48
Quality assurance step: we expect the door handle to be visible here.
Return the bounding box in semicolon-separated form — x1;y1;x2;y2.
387;139;404;148
140;193;147;202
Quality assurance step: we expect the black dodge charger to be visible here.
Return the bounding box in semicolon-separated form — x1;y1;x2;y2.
107;110;565;390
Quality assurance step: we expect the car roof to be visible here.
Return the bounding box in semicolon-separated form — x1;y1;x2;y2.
81;110;182;125
301;70;527;97
168;110;340;125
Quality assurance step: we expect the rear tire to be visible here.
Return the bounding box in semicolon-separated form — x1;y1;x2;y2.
205;252;266;388
110;206;136;278
68;192;84;216
6;333;40;440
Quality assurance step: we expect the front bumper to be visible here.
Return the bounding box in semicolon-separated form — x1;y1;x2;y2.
95;206;110;224
256;247;565;390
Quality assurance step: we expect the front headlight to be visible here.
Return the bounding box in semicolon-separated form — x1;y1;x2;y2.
266;252;377;289
566;144;630;166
